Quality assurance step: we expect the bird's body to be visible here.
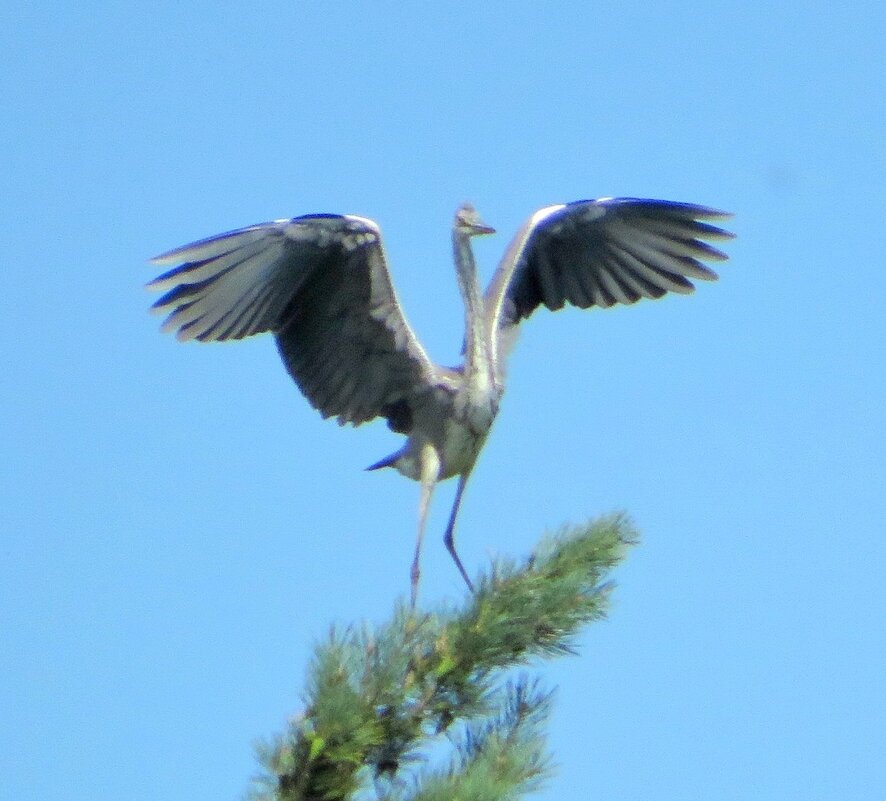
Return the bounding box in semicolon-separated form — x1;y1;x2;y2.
372;380;499;481
149;198;733;604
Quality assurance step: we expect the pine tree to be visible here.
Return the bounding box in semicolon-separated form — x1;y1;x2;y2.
251;513;635;801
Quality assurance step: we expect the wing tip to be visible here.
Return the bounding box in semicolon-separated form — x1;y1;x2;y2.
145;275;173;291
695;206;734;220
149;252;179;266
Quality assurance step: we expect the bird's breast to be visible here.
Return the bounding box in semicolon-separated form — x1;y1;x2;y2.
439;419;488;479
438;391;500;479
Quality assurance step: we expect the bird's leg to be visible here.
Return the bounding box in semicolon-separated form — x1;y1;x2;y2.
411;444;441;608
443;473;475;593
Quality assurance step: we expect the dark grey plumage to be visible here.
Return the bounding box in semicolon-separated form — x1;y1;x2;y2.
149;198;733;604
150;214;436;428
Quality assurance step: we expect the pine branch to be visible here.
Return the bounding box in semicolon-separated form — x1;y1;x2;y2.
388;677;554;801
251;513;636;801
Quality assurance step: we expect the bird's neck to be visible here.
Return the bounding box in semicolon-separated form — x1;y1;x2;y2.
453;232;493;387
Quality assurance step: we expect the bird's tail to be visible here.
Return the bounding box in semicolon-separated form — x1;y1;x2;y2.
365;450;401;471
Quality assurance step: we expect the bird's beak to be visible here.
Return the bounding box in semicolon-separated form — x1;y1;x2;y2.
473;222;496;236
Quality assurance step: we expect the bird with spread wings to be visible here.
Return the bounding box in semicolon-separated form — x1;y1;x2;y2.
149;198;733;605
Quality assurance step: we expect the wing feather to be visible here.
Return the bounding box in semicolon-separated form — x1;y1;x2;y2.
484;198;733;371
596;264;636;306
148;215;438;426
607;224;715;285
601;247;665;300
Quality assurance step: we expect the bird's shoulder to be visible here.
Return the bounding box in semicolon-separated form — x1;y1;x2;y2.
272;213;383;253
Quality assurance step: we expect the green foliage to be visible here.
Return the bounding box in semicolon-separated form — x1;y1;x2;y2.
251;514;636;801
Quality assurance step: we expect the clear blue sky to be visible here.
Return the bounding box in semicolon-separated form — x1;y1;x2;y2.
2;3;883;800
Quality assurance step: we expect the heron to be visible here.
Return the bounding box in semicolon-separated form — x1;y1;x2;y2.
148;198;733;605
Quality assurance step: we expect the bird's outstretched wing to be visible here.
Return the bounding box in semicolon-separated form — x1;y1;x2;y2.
483;198;734;371
149;214;438;426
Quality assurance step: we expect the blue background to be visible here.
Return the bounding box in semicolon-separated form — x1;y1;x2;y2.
2;3;883;799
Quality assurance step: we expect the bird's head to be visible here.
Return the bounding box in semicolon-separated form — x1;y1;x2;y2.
454;203;495;237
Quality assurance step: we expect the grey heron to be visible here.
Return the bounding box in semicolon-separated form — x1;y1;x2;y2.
149;198;733;605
